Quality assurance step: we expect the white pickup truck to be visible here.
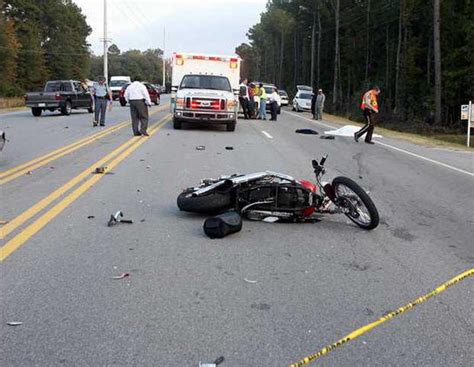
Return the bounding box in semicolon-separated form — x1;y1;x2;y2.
171;53;241;132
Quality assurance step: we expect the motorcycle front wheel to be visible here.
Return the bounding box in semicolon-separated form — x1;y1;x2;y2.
332;176;379;230
177;190;232;214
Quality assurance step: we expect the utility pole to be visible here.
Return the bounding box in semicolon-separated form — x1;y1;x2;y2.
103;0;108;83
162;27;166;88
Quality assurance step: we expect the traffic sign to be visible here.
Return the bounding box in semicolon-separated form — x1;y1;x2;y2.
461;104;469;120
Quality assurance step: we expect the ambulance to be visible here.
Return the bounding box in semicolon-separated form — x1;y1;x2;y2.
171;52;241;131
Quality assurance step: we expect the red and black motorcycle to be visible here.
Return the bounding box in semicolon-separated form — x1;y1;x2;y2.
178;155;379;230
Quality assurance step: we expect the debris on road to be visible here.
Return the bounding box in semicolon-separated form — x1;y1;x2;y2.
199;356;225;367
107;211;133;227
7;322;22;326
203;212;242;239
262;216;279;223
112;272;130;280
295;128;318;135
140;219;146;222
320;135;335;140
26;171;33;175
324;125;382;138
196;145;206;150
225;146;234;150
87;215;95;219
146;165;151;169
0;220;9;225
94;166;107;174
244;278;257;284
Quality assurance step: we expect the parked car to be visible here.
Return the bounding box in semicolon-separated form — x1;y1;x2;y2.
296;85;313;93
110;76;131;100
118;82;160;106
0;130;5;152
292;91;313;112
279;90;289;106
25;80;94;116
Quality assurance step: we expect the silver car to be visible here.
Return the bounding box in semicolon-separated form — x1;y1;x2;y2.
292;91;313;112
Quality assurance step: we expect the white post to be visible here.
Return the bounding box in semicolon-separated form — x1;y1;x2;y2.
103;0;108;83
468;100;472;148
162;27;166;89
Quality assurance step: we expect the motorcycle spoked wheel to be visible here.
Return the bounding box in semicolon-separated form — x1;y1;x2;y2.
332;176;379;230
177;189;232;214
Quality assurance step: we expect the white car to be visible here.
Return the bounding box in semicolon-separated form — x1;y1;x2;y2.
109;76;131;100
292;91;313;112
279;90;289;106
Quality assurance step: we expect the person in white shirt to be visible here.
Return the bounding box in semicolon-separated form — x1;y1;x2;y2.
124;77;152;136
269;87;281;121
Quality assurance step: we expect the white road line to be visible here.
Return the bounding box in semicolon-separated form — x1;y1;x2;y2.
283;110;474;178
262;130;273;139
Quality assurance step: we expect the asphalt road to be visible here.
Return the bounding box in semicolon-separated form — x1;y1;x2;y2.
1;100;473;366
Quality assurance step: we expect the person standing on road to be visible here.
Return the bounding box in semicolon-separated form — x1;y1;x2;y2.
124;77;152;136
92;76;112;127
248;83;256;119
269;87;281;121
314;89;325;120
354;86;380;144
238;79;250;119
257;83;267;120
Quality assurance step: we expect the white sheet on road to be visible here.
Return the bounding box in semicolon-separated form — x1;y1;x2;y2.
324;125;383;138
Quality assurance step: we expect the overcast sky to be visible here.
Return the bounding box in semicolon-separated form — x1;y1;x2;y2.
72;0;267;57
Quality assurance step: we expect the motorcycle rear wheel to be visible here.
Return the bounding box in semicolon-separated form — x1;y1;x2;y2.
177;190;232;214
332;176;379;230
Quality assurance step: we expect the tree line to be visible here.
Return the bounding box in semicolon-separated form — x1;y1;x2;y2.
0;0;165;97
236;0;474;127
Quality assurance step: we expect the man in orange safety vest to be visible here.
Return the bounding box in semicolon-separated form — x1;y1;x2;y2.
354;86;380;144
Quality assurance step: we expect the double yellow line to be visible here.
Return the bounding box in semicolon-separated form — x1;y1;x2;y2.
0;105;167;185
0;114;170;261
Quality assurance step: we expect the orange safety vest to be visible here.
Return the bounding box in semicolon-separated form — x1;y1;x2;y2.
361;90;379;112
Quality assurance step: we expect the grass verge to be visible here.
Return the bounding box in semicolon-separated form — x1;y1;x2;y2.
0;97;27;113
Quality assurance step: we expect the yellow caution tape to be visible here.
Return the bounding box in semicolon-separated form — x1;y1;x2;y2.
289;268;474;367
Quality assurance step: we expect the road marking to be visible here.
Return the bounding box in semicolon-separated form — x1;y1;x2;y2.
0;114;170;240
262;130;273;139
284;110;474;177
0;115;170;261
0;104;168;184
289;268;474;366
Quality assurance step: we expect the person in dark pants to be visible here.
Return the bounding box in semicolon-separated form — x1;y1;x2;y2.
269;87;281;121
248;83;256;118
92;76;112;127
354;86;380;144
238;79;250;119
124;78;152;136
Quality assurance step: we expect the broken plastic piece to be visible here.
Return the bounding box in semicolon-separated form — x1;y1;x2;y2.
295;129;318;135
244;278;257;284
94;166;107;174
87;216;95;219
108;211;133;227
113;272;130;279
262;216;279;223
199;356;225;367
7;322;22;326
196;146;206;150
225;146;234;150
320;135;335;140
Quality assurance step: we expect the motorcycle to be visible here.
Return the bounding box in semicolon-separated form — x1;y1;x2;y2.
177;155;379;230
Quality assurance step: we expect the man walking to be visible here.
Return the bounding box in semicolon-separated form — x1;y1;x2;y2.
314;89;325;120
354;86;380;144
238;79;250;119
257;83;267;120
92;76;112;127
124;77;152;136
